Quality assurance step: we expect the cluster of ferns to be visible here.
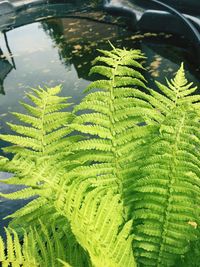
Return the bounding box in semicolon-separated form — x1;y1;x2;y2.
0;46;200;267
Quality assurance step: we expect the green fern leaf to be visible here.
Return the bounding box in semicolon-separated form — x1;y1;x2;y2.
71;46;153;182
0;228;38;266
2;47;200;267
0;223;77;267
0;86;79;227
126;65;200;266
55;179;136;267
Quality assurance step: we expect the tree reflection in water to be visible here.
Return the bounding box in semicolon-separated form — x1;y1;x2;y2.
41;12;133;80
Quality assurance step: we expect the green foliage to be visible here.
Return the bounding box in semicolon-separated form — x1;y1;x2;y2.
0;227;38;267
0;85;79;225
0;222;73;267
71;47;156;194
55;183;136;267
126;63;200;266
177;235;200;267
0;47;200;267
0;85;89;267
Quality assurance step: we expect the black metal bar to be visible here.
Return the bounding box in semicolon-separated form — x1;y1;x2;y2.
3;32;16;70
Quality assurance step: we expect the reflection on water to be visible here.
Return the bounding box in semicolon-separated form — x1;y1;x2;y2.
0;15;135;115
41;16;132;79
0;10;200;236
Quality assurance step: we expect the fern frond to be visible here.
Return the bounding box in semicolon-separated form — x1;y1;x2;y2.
71;47;154;188
2;47;200;267
0;86;79;226
0;222;77;267
153;63;199;112
126;65;200;266
0;228;38;266
0;85;74;157
54;47;156;266
55;180;136;267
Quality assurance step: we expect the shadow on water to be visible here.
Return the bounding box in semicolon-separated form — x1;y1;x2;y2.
0;4;200;236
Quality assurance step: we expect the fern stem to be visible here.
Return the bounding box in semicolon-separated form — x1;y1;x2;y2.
40;92;48;155
157;111;186;266
109;54;124;196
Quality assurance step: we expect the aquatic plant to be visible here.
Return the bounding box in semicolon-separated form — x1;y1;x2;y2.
0;47;200;267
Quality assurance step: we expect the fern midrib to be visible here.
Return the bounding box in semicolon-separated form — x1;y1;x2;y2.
157;111;186;266
174;83;186;107
40;94;48;155
174;86;180;107
109;53;125;195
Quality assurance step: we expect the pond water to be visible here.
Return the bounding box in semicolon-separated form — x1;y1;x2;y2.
0;6;200;236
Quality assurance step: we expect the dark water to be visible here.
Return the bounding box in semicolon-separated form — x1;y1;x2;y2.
0;8;200;236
